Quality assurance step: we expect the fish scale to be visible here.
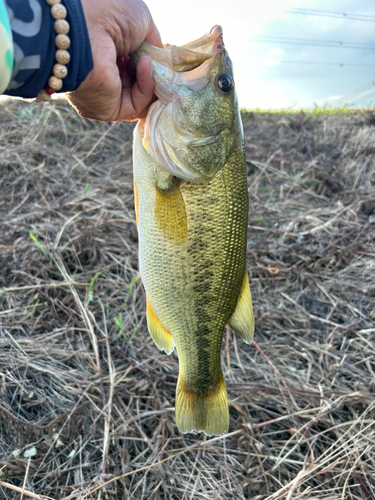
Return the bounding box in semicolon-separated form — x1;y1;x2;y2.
132;26;254;435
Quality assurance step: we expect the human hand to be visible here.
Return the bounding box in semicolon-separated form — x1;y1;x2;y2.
67;0;162;122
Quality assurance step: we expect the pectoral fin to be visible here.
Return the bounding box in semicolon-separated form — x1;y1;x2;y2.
228;272;254;344
155;179;187;243
146;297;174;354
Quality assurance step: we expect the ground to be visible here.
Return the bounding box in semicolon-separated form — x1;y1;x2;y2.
0;100;374;500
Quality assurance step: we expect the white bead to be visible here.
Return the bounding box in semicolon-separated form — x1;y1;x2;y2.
51;3;67;19
55;49;70;65
35;89;51;102
54;19;69;35
46;0;60;5
55;34;70;50
53;63;68;79
49;76;63;91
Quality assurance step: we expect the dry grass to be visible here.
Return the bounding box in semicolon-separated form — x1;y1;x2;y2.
0;100;375;499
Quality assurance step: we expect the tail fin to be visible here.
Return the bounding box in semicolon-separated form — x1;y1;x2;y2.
175;376;229;435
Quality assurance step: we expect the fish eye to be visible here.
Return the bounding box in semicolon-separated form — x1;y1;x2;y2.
217;74;234;93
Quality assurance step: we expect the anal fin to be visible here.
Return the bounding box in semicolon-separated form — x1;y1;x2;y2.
228;272;254;344
146;297;174;354
175;375;229;435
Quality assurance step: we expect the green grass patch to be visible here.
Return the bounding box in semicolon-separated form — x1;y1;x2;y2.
29;232;47;256
87;270;104;303
124;275;139;305
114;313;125;336
240;102;362;116
84;181;93;194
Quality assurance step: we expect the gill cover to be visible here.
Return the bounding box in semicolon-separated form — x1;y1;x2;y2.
131;26;239;183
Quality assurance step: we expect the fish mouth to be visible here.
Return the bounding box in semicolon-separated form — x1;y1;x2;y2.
131;25;224;72
130;26;226;101
183;25;224;56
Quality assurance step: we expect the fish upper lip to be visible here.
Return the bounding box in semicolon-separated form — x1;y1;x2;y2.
184;25;223;52
130;25;225;73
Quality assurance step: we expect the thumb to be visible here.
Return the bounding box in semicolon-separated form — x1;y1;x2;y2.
145;20;163;49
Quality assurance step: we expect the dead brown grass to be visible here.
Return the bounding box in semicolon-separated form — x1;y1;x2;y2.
0;100;374;499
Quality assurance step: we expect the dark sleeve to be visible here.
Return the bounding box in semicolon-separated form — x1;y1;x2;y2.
5;0;93;98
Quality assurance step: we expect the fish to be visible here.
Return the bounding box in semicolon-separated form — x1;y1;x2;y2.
132;26;254;435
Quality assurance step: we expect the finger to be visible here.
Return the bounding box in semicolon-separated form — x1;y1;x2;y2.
116;55;155;121
126;57;136;78
117;56;132;88
125;93;158;122
123;102;149;122
120;70;132;89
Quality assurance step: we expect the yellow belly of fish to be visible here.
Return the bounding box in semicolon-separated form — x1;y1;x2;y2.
133;122;254;435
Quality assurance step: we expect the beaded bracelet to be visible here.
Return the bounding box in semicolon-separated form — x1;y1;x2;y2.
35;0;71;102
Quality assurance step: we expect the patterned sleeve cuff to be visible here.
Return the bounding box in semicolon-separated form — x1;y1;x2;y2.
0;0;13;93
4;0;93;98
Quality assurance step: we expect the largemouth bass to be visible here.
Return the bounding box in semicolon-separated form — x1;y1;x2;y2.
132;26;254;435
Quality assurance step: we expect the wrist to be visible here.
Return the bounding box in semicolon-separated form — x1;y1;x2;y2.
61;0;93;92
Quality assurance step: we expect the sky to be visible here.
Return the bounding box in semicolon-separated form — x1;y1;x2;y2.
145;0;375;109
